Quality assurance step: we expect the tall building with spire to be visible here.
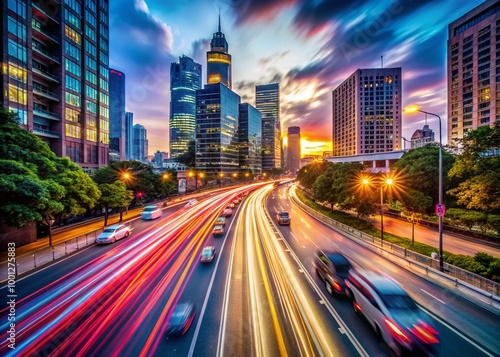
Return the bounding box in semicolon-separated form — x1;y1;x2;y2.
207;14;231;88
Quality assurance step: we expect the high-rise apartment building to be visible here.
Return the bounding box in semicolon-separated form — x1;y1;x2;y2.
332;68;402;157
1;0;110;174
448;0;499;144
109;68;125;160
287;126;301;175
256;83;281;170
132;123;147;162
207;15;231;89
125;111;133;160
195;83;240;175
169;55;201;159
239;103;262;175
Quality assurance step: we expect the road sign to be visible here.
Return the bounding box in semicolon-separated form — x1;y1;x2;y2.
436;204;445;216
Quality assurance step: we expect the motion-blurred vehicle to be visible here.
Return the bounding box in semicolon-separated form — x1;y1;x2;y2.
200;246;216;263
96;224;132;244
213;225;224;236
165;302;196;336
140;205;161;220
229;203;235;208
276;211;290;225
185;199;198;207
314;250;351;295
216;216;226;227
345;269;439;356
222;207;233;217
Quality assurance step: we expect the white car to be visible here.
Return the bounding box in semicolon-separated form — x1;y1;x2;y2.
141;205;161;220
96;224;132;244
185;199;198;207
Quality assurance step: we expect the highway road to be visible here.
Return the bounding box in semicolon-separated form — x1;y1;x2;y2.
0;182;498;356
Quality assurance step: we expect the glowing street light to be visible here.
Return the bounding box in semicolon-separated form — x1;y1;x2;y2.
404;105;444;271
362;176;395;243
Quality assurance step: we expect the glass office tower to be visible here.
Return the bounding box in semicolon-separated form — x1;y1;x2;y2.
195;83;240;175
287;126;301;175
109;68;125;160
1;0;110;174
239;103;262;175
256;83;281;170
169;55;201;159
132;123;148;162
207;15;231;89
125;111;133;160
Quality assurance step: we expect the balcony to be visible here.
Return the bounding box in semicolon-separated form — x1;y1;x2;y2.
32;19;60;44
32;125;60;138
33;107;60;121
33;87;60;101
32;42;60;64
32;2;60;24
32;66;60;83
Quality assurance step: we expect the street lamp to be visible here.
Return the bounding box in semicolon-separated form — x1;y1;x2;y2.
404;105;444;271
362;176;394;244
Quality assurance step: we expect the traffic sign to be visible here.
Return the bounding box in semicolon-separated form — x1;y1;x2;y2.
436;204;445;216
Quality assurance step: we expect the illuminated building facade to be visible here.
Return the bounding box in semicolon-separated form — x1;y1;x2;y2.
256;83;281;170
195;83;240;175
332;68;402;157
287;126;301;175
132;123;147;162
1;0;110;174
447;0;499;144
109;68;125;161
125;111;133;160
169;55;202;159
206;15;231;88
239;103;262;175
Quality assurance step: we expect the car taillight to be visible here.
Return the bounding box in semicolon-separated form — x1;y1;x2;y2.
385;318;411;343
333;281;342;291
410;320;439;344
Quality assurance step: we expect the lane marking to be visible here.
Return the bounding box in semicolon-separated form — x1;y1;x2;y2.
420;289;446;304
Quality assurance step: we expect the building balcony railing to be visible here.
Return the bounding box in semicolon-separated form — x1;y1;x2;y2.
32;125;60;138
33;87;60;101
32;2;60;24
32;43;60;64
34;108;60;121
32;67;60;83
32;20;60;44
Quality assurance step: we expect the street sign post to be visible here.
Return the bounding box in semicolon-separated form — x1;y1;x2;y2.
436;204;445;217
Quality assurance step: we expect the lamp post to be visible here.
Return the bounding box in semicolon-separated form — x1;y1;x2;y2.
362;177;393;244
219;172;224;187
404;106;444;271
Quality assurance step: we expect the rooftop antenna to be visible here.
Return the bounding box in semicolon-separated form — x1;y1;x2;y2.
381;55;383;68
218;7;221;32
425;113;428;126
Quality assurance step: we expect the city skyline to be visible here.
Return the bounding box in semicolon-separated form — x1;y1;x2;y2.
109;0;483;157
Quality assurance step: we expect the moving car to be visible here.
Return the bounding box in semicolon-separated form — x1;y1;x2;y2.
140;205;161;220
314;250;351;295
96;224;132;244
165;302;196;336
222;207;233;217
216;216;226;227
213;224;224;236
185;199;198;207
345;269;439;355
200;246;216;263
276;211;290;225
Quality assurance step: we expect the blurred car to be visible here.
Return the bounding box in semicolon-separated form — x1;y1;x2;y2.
200;246;216;263
314;250;351;295
213;224;224;236
222;207;233;217
345;269;439;356
165;302;196;336
141;205;161;220
276;211;290;225
216;216;226;227
96;224;132;244
185;199;198;208
229;203;235;208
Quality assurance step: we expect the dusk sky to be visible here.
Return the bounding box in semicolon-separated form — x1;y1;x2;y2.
109;0;483;157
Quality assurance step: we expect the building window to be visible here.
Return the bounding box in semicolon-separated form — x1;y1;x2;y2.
87;129;97;142
99;92;108;105
99;51;108;66
85;55;97;70
65;58;81;76
64;41;81;61
86;0;96;12
85;84;97;100
85;11;96;28
66;91;81;107
65;123;82;138
99;78;108;91
99;66;109;79
99;37;108;52
9;107;27;125
99;105;109;118
64;8;81;29
8;0;26;18
7;39;26;62
64;0;82;16
65;74;81;92
65;107;80;122
85;41;96;56
65;25;81;44
2;62;27;83
86;70;97;84
66;141;82;162
85;26;96;42
6;84;27;104
86;100;97;113
8;16;26;41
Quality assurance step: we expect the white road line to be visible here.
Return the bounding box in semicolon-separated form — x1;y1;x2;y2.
300;217;311;228
420;289;446;304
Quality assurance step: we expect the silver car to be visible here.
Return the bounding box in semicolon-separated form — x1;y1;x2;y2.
96;224;132;244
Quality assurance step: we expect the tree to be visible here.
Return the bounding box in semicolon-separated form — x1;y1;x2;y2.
176;140;196;167
398;189;432;245
297;161;329;189
97;181;133;226
448;122;500;212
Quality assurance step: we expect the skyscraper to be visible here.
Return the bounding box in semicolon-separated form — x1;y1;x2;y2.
125;111;133;160
448;0;499;144
169;55;202;159
195;83;240;175
287;126;301;175
133;124;148;162
1;0;110;174
256;83;281;170
332;68;402;157
207;15;231;89
239;103;262;175
109;69;126;161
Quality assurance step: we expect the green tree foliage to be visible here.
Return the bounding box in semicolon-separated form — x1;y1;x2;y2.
446;208;488;231
399;189;433;215
448;122;500;212
297;161;329;189
176;140;196;168
392;144;454;209
97;181;133;226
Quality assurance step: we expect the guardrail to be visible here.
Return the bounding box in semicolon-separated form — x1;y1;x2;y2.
290;188;500;309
